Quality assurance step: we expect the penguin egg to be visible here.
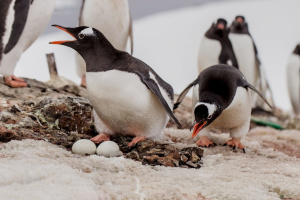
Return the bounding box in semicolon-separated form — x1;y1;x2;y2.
96;141;122;157
72;139;96;155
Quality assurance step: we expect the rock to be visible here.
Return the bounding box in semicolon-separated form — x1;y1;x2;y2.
96;141;122;157
72;139;96;155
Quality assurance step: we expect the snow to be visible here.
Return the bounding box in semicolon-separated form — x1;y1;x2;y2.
14;0;300;111
0;128;300;200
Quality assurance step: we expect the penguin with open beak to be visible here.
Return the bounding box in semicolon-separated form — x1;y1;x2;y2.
174;64;272;152
50;25;181;147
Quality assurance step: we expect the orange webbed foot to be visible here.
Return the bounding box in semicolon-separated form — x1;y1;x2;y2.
224;138;246;153
128;136;146;147
90;133;110;144
196;136;216;148
4;75;27;88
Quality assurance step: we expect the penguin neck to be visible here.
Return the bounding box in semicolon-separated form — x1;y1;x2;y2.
83;36;121;72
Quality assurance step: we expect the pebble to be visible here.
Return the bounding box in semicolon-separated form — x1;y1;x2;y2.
72;139;96;155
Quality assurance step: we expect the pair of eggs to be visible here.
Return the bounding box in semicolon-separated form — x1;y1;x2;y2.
72;139;122;157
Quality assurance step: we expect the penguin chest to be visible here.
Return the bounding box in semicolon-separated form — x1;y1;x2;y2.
86;70;169;137
229;34;257;85
198;37;221;72
209;87;251;130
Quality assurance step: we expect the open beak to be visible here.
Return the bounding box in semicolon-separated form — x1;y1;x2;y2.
192;121;207;138
49;25;76;45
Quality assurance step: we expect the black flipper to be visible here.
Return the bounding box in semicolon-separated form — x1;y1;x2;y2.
173;80;196;110
4;0;31;54
140;75;182;129
245;82;273;109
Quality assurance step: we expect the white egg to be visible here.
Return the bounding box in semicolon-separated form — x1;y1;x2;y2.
97;141;122;157
72;139;96;155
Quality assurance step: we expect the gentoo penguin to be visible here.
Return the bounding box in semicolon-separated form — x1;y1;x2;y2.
76;0;133;87
174;64;272;151
286;44;300;115
50;25;181;146
197;18;238;73
229;15;274;110
0;0;56;87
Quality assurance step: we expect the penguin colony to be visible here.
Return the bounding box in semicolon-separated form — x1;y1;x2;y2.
0;1;297;152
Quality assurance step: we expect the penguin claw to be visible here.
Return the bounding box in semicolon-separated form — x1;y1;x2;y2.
128;136;146;147
90;133;110;144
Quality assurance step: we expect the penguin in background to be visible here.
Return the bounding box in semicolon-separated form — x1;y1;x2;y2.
174;64;272;151
50;25;181;146
229;15;274;110
197;18;238;74
0;0;56;87
286;44;300;115
76;0;133;88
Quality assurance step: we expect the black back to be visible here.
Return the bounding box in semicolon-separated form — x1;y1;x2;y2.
205;23;238;68
3;0;32;54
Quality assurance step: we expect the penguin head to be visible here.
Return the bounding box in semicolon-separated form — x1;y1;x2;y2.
231;15;247;31
50;25;114;60
212;18;228;38
216;18;227;30
191;102;221;138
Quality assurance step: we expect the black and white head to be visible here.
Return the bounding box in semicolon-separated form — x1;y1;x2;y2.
191;101;221;138
210;18;228;38
50;25;115;64
230;15;248;32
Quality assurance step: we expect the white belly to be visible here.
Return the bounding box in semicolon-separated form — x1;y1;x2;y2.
229;33;257;85
198;37;221;73
286;54;300;114
207;87;251;131
86;70;169;139
0;0;56;75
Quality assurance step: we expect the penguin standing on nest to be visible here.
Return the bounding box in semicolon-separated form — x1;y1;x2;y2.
0;0;56;87
50;25;181;147
76;0;133;88
174;64;272;152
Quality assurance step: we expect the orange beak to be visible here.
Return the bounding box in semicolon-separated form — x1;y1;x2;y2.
192;121;207;138
49;25;76;44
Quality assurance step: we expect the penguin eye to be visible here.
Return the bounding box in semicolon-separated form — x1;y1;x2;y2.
78;33;84;39
208;115;212;119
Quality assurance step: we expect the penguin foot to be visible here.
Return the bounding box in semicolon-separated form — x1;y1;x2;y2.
196;136;215;148
128;136;146;147
90;133;110;144
225;138;245;153
4;75;27;88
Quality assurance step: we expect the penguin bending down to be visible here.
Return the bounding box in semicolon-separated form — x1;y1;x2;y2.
174;64;272;151
0;0;56;87
197;18;238;73
229;15;274;110
76;0;133;88
286;44;300;115
50;25;181;146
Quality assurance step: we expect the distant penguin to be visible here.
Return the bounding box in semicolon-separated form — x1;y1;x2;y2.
197;18;238;73
174;64;272;151
51;25;181;146
0;0;56;87
229;15;274;110
76;0;133;87
287;44;300;115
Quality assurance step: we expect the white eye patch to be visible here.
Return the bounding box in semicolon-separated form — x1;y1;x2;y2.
80;27;94;35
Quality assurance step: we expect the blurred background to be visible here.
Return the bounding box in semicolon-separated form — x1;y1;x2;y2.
14;0;300;112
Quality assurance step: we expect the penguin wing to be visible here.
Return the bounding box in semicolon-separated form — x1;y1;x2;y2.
4;0;32;54
243;81;273;109
139;73;182;129
173;80;196;110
